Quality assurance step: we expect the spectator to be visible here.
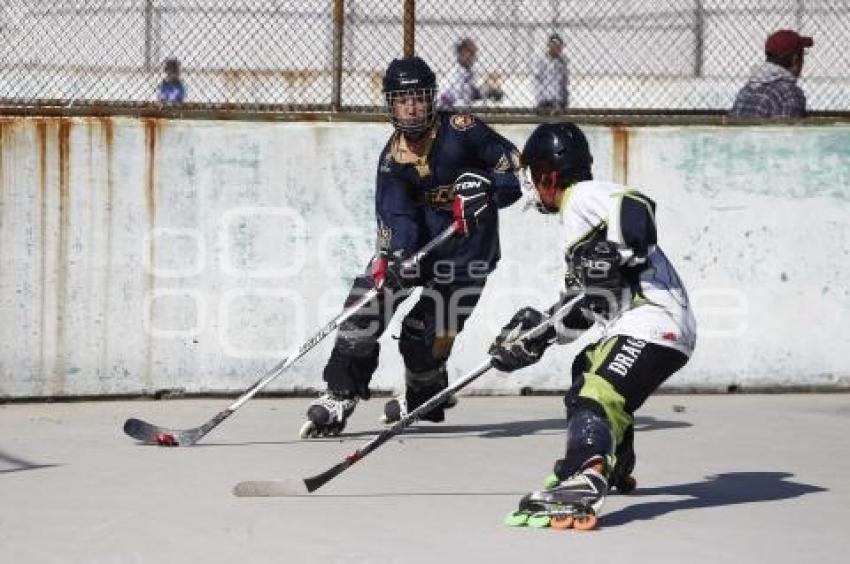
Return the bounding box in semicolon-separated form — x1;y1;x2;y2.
730;29;813;118
158;58;186;104
438;37;503;109
534;33;570;111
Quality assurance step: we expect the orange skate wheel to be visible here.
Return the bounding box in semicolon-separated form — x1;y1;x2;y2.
573;514;598;531
550;515;574;530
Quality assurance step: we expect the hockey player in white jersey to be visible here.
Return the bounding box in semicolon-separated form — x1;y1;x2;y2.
489;122;696;530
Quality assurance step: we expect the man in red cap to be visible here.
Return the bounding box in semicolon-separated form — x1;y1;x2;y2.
730;29;813;118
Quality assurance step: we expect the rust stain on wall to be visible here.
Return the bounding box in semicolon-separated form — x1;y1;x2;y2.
612;125;629;186
98;117;115;382
36;121;49;395
142;118;159;392
0;121;5;215
143;119;158;221
0;122;5;306
54;119;73;396
0;121;4;197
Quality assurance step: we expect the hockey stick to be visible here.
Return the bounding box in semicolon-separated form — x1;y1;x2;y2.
123;223;459;446
233;292;586;496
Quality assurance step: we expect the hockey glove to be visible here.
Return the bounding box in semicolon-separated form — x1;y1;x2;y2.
452;172;495;236
570;240;626;317
371;250;417;292
488;307;556;372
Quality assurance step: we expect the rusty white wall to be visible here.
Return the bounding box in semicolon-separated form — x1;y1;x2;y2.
0;117;848;398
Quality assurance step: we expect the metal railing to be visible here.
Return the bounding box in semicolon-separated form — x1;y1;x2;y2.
1;0;848;115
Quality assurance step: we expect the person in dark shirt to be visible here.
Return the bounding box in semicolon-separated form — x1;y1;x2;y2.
158;58;186;104
730;29;813;118
300;56;522;438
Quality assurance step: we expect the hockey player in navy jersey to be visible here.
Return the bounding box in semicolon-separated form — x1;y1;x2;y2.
300;56;523;438
490;122;697;529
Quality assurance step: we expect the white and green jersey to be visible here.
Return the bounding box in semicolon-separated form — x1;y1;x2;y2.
560;180;696;356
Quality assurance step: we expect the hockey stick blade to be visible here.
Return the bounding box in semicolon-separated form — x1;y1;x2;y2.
123;417;207;446
233;478;308;497
303;459;353;493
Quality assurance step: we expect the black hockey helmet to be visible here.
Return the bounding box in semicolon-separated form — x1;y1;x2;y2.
522;122;593;187
382;56;438;138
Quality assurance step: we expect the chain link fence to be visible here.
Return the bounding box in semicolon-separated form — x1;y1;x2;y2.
1;0;849;114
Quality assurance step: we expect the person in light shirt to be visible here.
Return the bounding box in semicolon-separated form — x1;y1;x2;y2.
438;37;503;109
534;33;570;110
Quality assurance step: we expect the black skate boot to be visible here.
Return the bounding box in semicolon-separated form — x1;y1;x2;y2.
505;456;608;531
380;394;457;424
380;367;456;424
299;392;358;438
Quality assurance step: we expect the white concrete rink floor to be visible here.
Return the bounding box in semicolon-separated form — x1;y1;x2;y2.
1;394;849;564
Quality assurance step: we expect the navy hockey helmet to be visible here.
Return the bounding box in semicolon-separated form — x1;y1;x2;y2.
521;122;593;212
382;56;438;138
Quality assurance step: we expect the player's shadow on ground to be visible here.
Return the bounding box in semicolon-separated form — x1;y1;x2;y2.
196;414;691;446
0;450;61;474
602;471;826;528
342;414;691;440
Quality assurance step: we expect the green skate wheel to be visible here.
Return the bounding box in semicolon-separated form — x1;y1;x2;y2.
526;513;551;528
504;511;530;527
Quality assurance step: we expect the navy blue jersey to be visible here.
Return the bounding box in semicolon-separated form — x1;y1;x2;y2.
158;79;186;104
375;112;522;282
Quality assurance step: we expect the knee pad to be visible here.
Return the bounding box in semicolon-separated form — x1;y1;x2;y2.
336;276;384;357
554;398;615;480
336;323;380;358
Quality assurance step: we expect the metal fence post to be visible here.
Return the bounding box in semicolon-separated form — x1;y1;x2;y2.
694;0;704;78
332;0;345;111
144;0;154;71
795;0;805;30
403;0;415;57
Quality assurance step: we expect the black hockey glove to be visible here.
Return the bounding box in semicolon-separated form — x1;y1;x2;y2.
488;307;556;372
371;250;418;292
570;240;625;317
452;172;495;236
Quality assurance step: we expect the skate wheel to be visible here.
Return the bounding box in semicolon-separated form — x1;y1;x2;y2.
504;511;530;527
526;513;551;528
298;421;316;439
617;475;637;494
573;514;598;531
550;515;574;530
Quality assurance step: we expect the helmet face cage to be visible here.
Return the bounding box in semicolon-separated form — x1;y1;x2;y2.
385;87;437;137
